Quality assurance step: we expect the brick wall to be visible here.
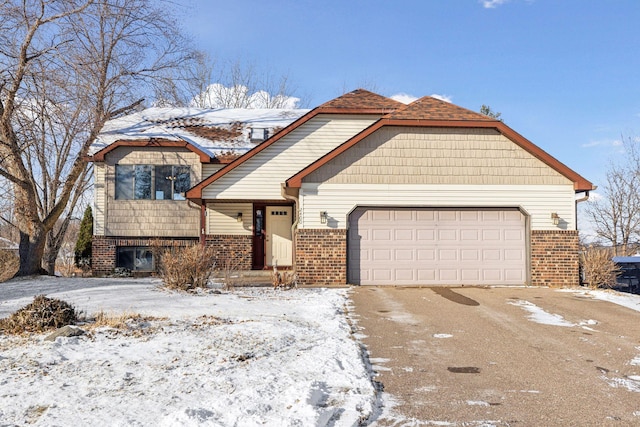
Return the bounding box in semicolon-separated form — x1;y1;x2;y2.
530;230;580;287
205;235;252;271
296;229;346;286
91;236;197;275
92;236;117;275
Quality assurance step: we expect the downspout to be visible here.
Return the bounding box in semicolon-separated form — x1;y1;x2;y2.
575;189;593;230
281;184;299;270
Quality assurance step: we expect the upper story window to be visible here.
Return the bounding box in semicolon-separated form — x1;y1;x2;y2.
115;165;190;200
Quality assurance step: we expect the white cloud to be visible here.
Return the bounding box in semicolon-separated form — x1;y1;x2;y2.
481;0;510;8
390;93;453;104
430;93;453;103
581;138;623;148
390;93;418;104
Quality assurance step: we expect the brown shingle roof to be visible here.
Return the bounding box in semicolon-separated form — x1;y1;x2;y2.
318;89;404;111
387;96;495;121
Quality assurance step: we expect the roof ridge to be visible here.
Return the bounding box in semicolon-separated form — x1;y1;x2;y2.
384;96;496;121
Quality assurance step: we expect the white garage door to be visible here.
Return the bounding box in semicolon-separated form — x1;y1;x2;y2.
348;207;527;286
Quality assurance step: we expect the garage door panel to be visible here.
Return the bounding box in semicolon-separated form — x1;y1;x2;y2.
461;249;479;261
395;249;414;261
417;249;435;260
348;208;527;286
395;269;414;281
438;229;457;240
395;229;413;240
439;269;458;281
461;269;480;281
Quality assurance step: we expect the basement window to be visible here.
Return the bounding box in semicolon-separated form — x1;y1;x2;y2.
116;247;154;272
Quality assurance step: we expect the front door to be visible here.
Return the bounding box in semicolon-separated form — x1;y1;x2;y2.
252;206;266;269
265;206;293;267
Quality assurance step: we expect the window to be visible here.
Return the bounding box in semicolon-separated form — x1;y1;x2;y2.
115;164;190;200
116;247;154;271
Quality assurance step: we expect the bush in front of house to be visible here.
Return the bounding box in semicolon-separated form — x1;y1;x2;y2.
580;246;620;289
0;295;78;334
156;244;216;291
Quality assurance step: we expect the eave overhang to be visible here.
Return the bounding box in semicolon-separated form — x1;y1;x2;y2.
88;138;214;163
285;119;595;193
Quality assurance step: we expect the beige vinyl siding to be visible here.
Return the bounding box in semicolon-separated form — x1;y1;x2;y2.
202;163;225;180
201;115;378;200
104;147;202;237
299;183;576;231
206;203;253;235
93;163;106;236
304;127;572;186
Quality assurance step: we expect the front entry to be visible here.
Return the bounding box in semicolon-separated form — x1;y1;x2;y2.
252;205;293;269
266;206;293;267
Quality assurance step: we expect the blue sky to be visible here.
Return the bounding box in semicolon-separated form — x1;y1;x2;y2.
179;0;640;189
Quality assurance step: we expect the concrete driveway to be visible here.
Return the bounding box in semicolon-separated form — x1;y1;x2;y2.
350;286;640;426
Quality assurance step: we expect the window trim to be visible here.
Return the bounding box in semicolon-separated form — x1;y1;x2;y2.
114;164;191;201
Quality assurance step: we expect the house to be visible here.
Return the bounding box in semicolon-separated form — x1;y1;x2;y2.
0;237;18;254
88;107;308;274
91;90;594;287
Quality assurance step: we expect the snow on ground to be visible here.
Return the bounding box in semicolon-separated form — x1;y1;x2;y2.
0;277;375;426
507;300;576;327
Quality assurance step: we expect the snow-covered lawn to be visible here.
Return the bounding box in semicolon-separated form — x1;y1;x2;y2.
0;277;375;426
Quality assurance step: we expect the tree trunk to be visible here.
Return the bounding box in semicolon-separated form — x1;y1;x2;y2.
17;228;48;276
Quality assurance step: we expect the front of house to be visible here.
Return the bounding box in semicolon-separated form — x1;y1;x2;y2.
90;90;594;286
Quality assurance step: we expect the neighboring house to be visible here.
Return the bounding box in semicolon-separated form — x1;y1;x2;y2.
91;90;595;287
0;237;19;254
88;107;308;274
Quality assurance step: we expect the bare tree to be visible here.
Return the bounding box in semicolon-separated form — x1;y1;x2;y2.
585;137;640;255
0;0;198;276
186;58;305;109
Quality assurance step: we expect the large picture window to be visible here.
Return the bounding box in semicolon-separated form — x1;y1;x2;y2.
115;164;190;200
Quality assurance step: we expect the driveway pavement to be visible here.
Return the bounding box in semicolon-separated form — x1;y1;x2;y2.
350;286;640;426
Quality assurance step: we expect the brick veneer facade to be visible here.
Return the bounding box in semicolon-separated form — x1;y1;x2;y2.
295;229;347;286
92;236;197;275
204;235;252;271
530;230;580;287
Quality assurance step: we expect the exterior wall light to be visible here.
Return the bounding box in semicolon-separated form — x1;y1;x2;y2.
320;211;328;224
551;212;559;226
237;212;243;223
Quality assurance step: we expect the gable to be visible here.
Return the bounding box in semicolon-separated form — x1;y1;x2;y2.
302;126;573;186
200;114;379;200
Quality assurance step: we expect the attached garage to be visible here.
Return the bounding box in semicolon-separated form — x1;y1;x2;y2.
347;207;527;286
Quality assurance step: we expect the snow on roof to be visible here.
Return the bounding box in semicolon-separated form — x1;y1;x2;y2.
90;107;309;158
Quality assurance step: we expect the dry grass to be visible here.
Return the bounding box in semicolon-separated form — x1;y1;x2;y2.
0;250;19;283
87;310;166;336
0;295;77;335
271;268;298;289
156;244;217;291
580;246;621;289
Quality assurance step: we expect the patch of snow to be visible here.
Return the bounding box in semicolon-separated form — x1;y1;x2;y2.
603;376;640;393
433;333;453;339
0;277;375;425
467;400;490;406
508;300;575;327
560;288;640;313
90;107;309;157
